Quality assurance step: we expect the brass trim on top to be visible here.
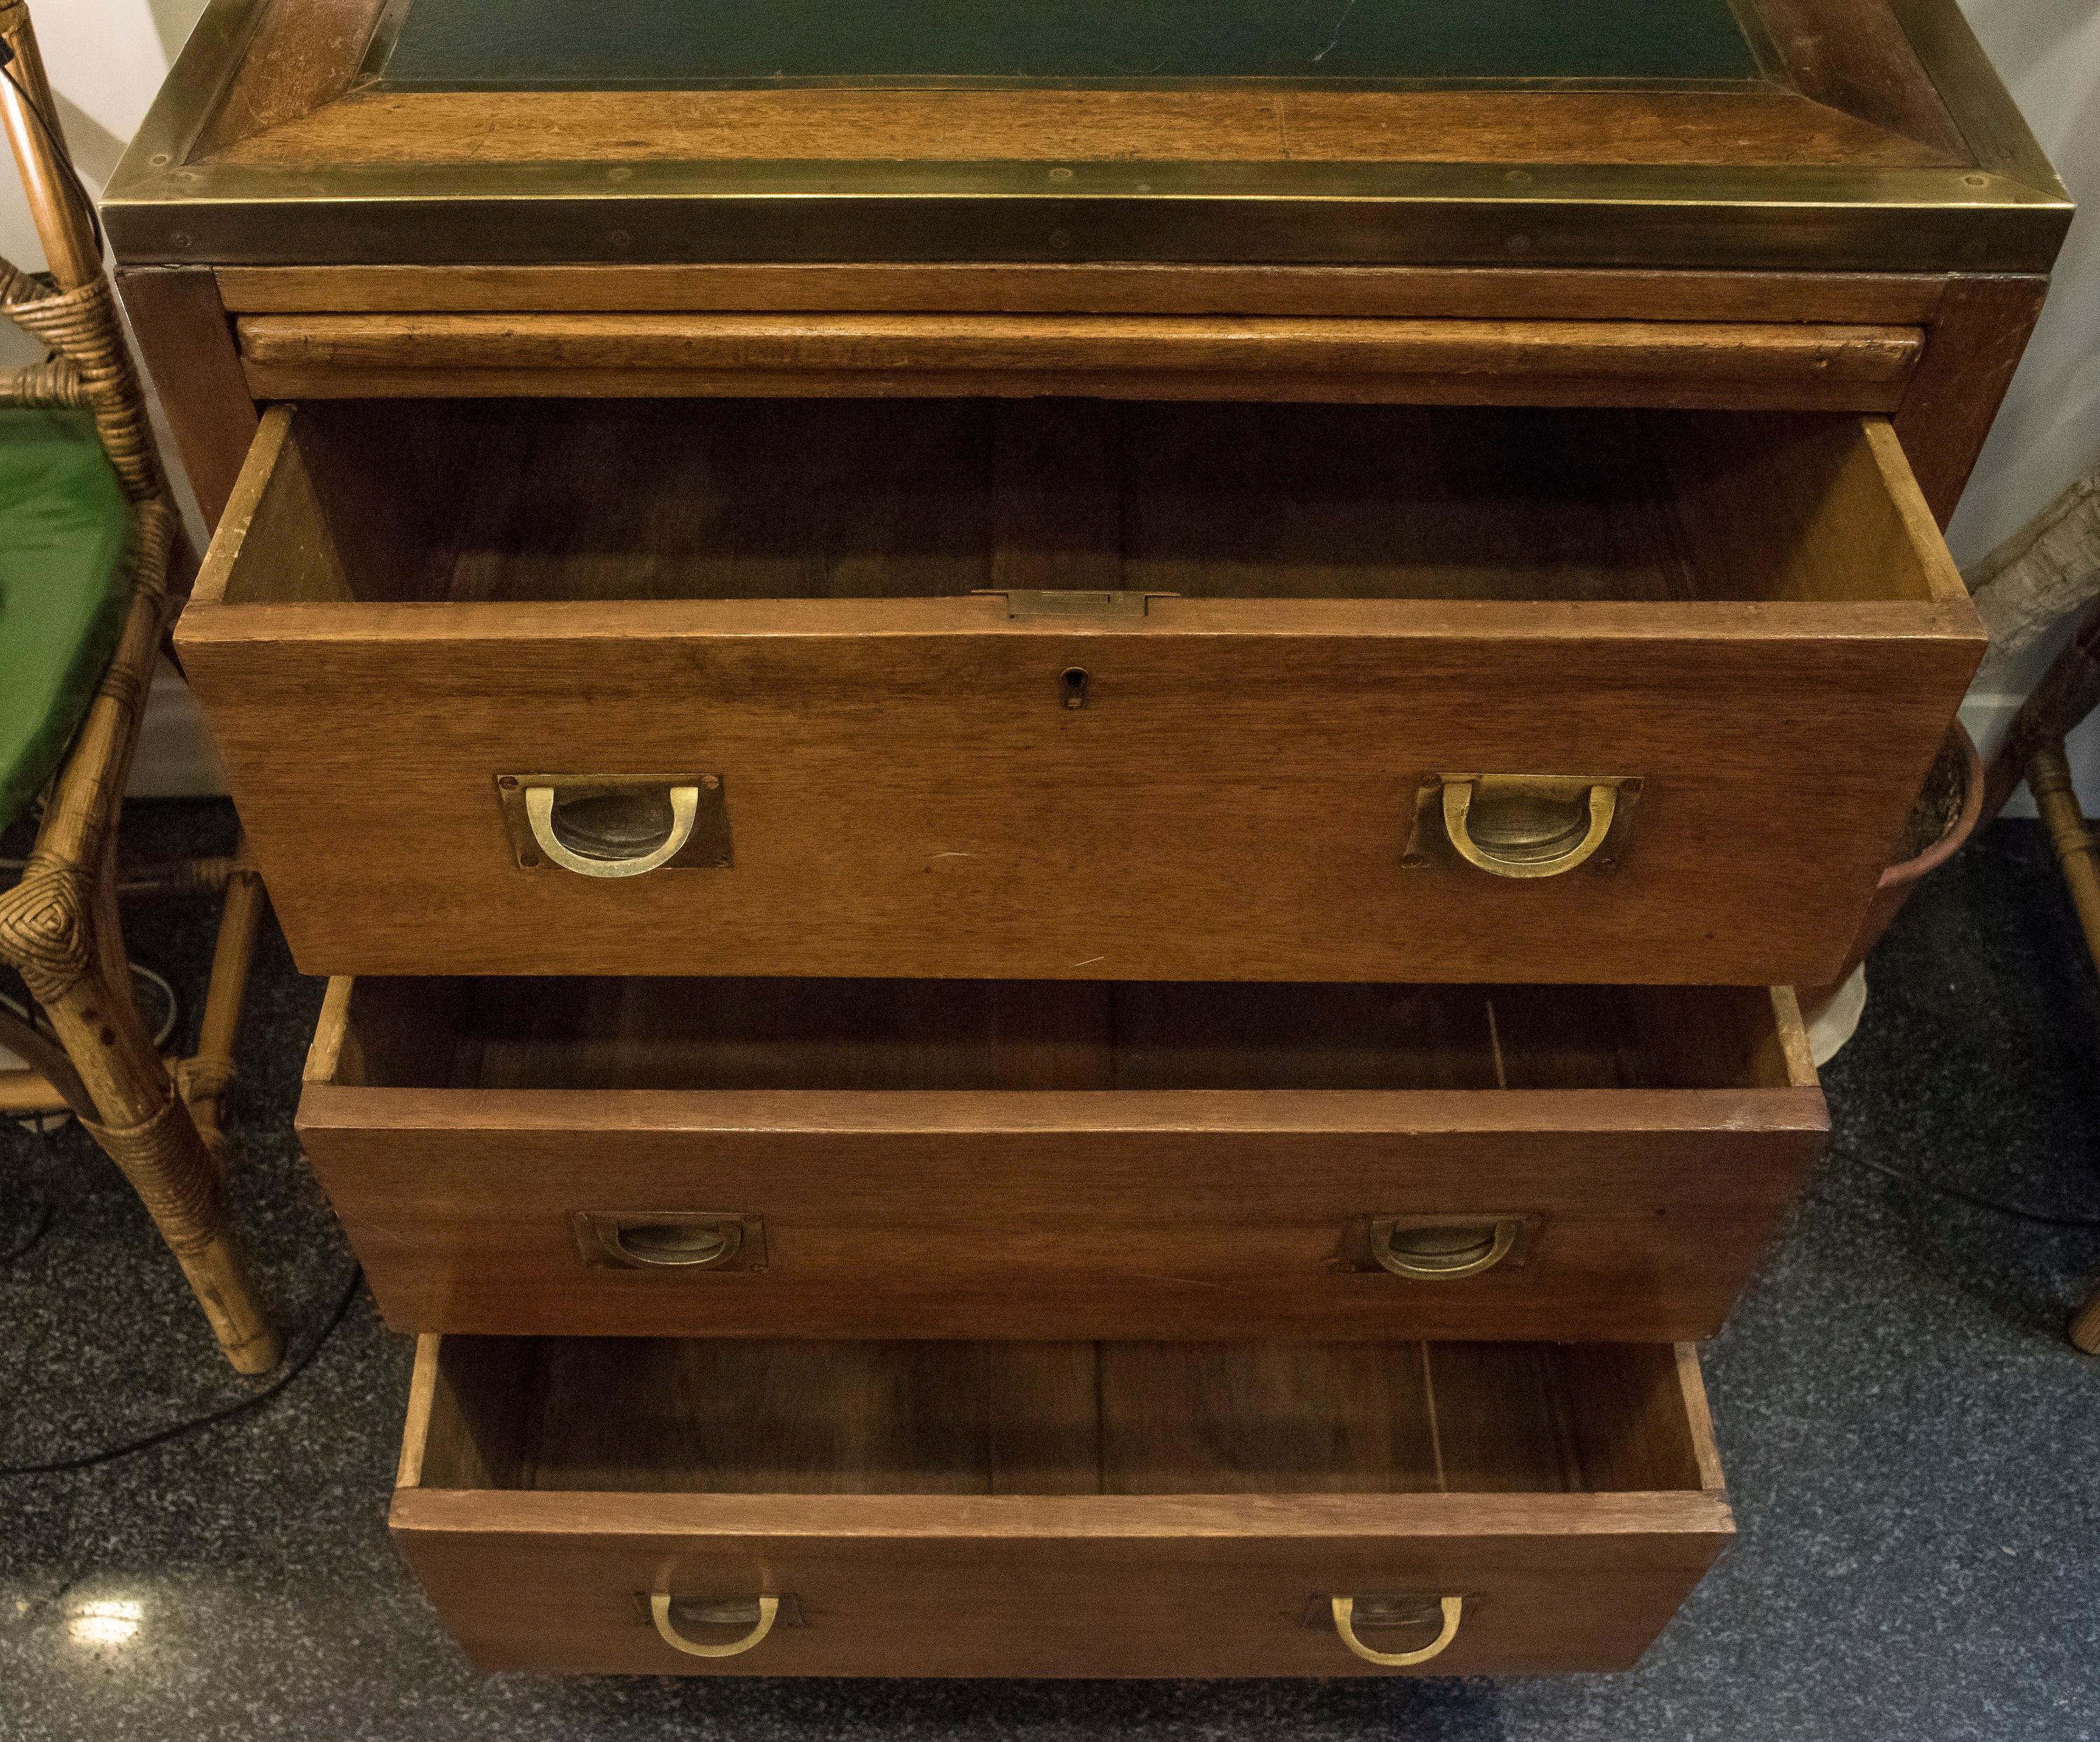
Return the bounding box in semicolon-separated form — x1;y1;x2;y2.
102;0;2071;272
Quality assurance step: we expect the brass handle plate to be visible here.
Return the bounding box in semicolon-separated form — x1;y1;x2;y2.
495;773;732;876
1371;1217;1521;1281
1331;1595;1463;1667
1334;1214;1536;1278
574;1211;768;1273
1403;774;1642;878
650;1590;780;1659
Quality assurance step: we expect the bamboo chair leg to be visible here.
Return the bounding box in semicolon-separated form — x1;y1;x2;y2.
2073;1284;2100;1358
178;854;264;1153
0;574;281;1373
0;857;280;1372
2028;742;2100;1358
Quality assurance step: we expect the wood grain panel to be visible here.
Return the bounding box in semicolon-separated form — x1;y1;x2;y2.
115;267;258;530
1891;274;2051;526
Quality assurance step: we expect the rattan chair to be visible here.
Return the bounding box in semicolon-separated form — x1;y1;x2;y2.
0;1;276;1372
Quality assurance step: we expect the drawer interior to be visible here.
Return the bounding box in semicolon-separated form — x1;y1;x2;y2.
410;1337;1715;1497
332;978;1801;1093
227;400;1945;608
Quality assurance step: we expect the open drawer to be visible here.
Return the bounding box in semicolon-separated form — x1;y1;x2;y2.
300;976;1826;1342
393;1333;1733;1677
177;398;1982;985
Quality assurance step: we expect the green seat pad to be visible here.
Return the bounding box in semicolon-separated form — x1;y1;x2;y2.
0;409;133;836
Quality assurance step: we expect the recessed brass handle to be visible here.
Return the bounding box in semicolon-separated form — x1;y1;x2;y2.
1442;777;1618;878
1371;1218;1520;1281
1331;1595;1463;1667
651;1591;778;1659
524;782;700;878
575;1211;762;1272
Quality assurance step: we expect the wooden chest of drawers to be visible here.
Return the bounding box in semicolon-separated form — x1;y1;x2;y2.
112;0;2066;1684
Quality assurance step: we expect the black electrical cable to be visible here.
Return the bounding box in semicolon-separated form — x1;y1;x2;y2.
0;1109;62;1270
0;1182;53;1265
1834;1144;2100;1230
0;1263;363;1478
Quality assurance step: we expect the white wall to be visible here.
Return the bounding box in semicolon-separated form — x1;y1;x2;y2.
1950;0;2100;810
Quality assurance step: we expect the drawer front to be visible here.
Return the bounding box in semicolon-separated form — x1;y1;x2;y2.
178;402;1983;986
230;310;1926;409
391;1337;1733;1678
307;1100;1823;1343
303;980;1826;1342
396;1505;1729;1677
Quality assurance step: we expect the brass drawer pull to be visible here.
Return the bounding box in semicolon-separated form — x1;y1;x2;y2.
496;773;732;877
574;1211;766;1272
1405;774;1641;879
1445;777;1616;878
1331;1595;1463;1667
525;782;700;878
1371;1218;1520;1281
651;1592;779;1659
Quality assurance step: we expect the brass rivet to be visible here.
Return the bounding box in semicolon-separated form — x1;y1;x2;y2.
498;775;519;789
608;165;634;181
148;152;170;167
169;231;191;248
520;852;540;868
1963;174;1989;188
701;774;721;789
1049;167;1074;182
1505;169;1532;185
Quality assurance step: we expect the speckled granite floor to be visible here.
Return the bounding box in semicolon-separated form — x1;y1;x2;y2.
2;801;2096;1742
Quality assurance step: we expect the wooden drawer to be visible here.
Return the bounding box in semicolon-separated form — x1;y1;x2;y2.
393;1333;1733;1677
301;976;1825;1342
176;397;1982;986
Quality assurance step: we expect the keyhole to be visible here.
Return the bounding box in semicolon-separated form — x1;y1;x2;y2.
1060;667;1091;710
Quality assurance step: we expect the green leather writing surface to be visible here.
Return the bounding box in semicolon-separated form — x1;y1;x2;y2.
376;0;1759;90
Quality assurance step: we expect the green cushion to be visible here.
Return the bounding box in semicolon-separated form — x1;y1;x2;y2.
0;409;133;836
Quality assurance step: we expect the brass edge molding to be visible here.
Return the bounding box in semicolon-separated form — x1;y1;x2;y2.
1887;0;2067;201
102;0;2072;273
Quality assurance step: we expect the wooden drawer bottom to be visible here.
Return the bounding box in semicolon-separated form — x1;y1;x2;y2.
393;1335;1731;1677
